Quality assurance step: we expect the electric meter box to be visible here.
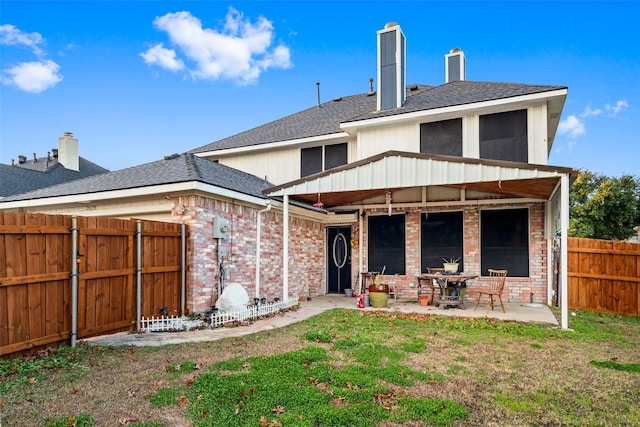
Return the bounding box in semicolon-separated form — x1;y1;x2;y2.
213;216;229;239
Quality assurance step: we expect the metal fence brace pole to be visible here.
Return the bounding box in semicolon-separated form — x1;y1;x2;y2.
181;222;186;316
136;220;142;331
70;216;79;348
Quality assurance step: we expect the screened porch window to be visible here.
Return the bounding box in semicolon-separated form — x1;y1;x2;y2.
480;208;529;277
479;109;528;162
368;214;405;275
421;211;464;272
420;118;462;156
300;143;347;177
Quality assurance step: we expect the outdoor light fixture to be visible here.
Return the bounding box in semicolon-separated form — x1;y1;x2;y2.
313;193;324;208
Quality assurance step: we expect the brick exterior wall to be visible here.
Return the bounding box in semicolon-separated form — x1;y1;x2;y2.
349;203;548;304
172;195;548;312
171;195;324;313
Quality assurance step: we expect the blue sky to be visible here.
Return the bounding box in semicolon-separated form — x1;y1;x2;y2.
1;1;638;177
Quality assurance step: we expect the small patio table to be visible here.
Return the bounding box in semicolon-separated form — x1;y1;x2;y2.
417;273;478;308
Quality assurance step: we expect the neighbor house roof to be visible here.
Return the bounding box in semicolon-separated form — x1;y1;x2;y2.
190;81;566;154
0;157;109;198
0;153;272;203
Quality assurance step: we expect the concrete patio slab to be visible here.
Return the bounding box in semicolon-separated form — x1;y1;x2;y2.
84;294;559;348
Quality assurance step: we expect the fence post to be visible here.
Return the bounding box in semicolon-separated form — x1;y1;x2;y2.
181;222;186;316
70;215;78;348
136;220;142;331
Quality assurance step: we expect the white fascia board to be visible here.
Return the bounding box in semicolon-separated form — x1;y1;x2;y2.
194;132;350;159
0;181;268;210
340;89;568;131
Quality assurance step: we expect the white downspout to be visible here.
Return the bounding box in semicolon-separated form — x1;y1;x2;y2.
255;201;272;298
283;195;289;301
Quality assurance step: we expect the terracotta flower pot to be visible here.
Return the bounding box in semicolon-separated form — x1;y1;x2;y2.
419;295;429;306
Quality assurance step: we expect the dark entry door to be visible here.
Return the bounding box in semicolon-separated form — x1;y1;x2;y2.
327;226;352;294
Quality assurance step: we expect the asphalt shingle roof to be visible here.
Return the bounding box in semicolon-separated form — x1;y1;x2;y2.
190;81;565;154
0;153;272;202
0;157;110;198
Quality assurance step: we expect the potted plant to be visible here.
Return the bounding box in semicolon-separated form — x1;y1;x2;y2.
442;257;460;273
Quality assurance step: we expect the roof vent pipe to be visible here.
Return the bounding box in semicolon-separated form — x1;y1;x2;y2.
368;77;374;95
18;155;26;164
33;153;37;162
316;82;321;108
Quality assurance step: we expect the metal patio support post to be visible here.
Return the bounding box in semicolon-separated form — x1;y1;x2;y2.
560;174;569;329
70;215;79;348
136;220;142;331
256;201;272;298
283;195;289;302
181;222;186;316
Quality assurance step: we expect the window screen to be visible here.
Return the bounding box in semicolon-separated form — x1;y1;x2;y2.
325;143;348;170
421;211;464;272
481;208;529;277
300;146;322;177
420;118;462;156
368;214;405;275
479;109;528;162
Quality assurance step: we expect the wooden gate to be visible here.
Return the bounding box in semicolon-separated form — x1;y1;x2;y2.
0;212;185;357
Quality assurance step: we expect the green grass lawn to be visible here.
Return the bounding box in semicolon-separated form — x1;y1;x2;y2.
1;309;639;426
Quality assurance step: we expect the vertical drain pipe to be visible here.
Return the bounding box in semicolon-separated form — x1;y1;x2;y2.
255;201;272;298
181;223;186;316
70;215;78;348
136;220;142;331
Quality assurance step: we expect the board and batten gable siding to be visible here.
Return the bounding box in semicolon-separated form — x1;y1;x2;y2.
355;104;552;165
216;139;357;186
357;122;417;160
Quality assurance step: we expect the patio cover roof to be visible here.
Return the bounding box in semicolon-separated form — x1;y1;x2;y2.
264;151;574;209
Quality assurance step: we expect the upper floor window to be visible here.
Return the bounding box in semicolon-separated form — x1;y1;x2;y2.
300;143;347;177
479;110;528;162
420;118;462;156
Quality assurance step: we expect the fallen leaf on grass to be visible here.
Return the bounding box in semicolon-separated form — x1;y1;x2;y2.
272;404;285;414
178;395;188;406
28;377;38;385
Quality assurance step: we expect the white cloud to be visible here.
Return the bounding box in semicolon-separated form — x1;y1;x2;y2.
140;43;185;72
1;24;63;93
0;24;45;57
142;8;292;85
2;60;62;93
605;100;629;115
558;114;585;138
579;106;602;118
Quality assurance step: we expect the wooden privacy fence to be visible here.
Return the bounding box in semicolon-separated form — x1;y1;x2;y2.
0;212;185;357
568;237;640;315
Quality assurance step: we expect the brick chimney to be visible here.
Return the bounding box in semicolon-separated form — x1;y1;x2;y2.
58;132;79;171
377;22;406;111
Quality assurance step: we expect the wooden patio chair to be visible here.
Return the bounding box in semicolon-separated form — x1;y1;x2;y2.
474;269;508;313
